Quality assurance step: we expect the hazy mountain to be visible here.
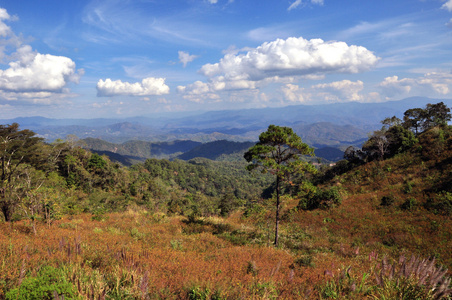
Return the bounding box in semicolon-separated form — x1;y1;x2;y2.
2;97;451;147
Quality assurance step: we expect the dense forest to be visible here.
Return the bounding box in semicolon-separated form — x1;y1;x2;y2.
0;102;451;299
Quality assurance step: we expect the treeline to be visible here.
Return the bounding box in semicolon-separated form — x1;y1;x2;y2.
317;102;451;177
315;101;452;215
0;124;272;224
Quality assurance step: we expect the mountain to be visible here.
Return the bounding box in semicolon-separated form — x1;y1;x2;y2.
2;97;451;147
314;147;345;162
82;138;202;160
177;140;255;161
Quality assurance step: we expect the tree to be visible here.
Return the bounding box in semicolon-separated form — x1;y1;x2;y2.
424;102;451;129
403;108;425;136
244;125;315;246
362;129;390;161
0;123;43;221
403;102;451;135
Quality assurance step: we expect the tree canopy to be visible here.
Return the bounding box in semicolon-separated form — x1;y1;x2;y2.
0;123;43;221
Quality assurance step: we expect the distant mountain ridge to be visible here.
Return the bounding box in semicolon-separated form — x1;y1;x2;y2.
82;138;202;160
2;97;451;148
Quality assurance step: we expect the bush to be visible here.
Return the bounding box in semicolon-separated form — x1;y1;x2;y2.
294;255;314;268
400;198;417;211
380;195;395;207
6;266;78;300
424;191;452;215
298;186;342;210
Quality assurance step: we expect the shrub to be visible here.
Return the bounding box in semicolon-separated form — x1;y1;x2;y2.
380;195;395;207
298;186;342;210
294;255;314;268
400;198;417;211
424;192;452;215
5;266;78;300
188;285;210;300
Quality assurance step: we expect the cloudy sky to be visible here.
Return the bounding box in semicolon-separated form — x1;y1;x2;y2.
0;0;451;119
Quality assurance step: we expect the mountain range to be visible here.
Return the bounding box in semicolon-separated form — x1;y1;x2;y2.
2;97;451;163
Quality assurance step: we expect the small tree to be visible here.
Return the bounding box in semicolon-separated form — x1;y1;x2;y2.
244;125;315;246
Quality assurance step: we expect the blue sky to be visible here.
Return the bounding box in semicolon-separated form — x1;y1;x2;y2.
0;0;451;119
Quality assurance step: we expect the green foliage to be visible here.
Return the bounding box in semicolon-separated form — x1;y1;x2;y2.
0;123;44;221
400;198;417;211
87;153;107;170
244;125;315;178
244;125;316;246
425;191;452;215
218;193;242;216
5;266;78;300
294;255;314;268
317;266;371;299
298;186;342;210
188;285;211;300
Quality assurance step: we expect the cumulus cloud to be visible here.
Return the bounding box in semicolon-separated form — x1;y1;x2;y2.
378;72;452;99
178;51;197;67
200;37;378;82
97;77;170;97
178;36;377;103
442;0;452;12
312;80;364;101
0;45;82;92
281;80;365;104
281;83;309;103
0;7;82;101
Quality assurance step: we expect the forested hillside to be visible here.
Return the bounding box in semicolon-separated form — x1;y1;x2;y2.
0;102;451;299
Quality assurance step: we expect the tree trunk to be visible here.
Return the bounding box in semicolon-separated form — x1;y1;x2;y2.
1;201;12;222
274;175;280;246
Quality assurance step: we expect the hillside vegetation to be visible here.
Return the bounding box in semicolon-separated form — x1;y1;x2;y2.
0;102;451;299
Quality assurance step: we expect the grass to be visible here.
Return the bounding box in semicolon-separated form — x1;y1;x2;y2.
1;146;452;298
1;199;450;299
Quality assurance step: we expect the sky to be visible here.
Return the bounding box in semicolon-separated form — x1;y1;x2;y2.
0;0;451;119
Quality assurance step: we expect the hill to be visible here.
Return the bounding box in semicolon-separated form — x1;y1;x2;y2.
1;124;451;298
82;137;202;161
176;140;255;161
1;103;452;299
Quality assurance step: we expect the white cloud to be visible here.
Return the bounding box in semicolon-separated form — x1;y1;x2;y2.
200;37;378;82
288;0;324;11
281;83;309;103
281;80;365;104
0;45;82;92
179;36;377;104
0;8;82;101
97;77;170;97
0;8;12;37
378;72;452;99
207;0;218;3
447;18;452;27
442;0;452;12
178;51;198;67
312;80;364;101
